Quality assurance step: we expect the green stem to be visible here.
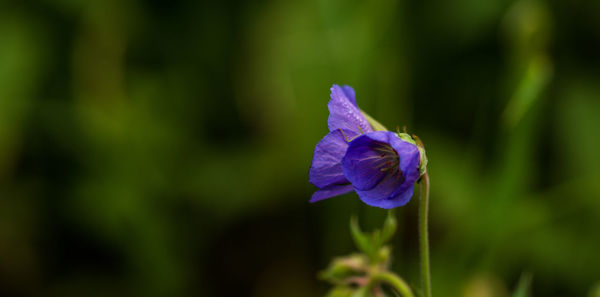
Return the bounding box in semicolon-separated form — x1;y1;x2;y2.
370;272;415;297
419;173;432;297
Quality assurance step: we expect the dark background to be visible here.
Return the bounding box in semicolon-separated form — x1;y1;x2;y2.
1;0;599;296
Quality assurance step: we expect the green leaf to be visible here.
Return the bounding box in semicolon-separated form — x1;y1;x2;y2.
502;55;552;128
325;286;355;297
350;216;373;256
371;229;381;249
350;286;370;297
377;246;391;264
380;210;397;244
319;253;368;282
511;273;533;297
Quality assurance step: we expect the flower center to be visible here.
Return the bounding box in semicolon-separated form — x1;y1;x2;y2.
372;145;400;175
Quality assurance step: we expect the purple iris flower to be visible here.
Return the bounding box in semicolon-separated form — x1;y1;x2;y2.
309;85;422;209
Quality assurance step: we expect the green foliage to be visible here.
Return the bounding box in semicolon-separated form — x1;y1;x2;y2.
322;213;414;297
350;211;396;264
511;273;532;297
589;282;600;297
350;287;370;297
320;253;368;283
326;286;355;297
0;0;599;296
380;211;398;244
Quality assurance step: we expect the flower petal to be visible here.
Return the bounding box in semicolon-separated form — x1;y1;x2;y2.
343;131;421;209
310;183;355;203
309;129;358;188
389;135;421;197
341;131;397;191
341;85;356;106
356;181;415;209
328;84;373;134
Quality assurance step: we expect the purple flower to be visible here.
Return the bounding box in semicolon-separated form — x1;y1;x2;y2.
309;85;422;209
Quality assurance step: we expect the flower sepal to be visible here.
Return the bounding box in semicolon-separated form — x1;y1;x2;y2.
397;132;428;176
360;109;388;132
413;135;428;176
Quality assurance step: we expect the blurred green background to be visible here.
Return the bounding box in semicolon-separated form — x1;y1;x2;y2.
1;0;599;296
